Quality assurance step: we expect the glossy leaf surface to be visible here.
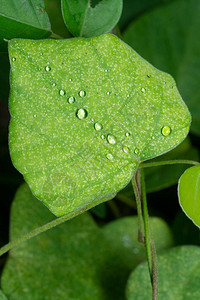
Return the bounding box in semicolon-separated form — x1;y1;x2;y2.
0;0;51;51
8;34;191;216
61;0;123;37
178;165;200;227
126;246;200;299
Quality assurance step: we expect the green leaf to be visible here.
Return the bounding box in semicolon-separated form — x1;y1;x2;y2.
1;183;127;300
0;0;51;51
145;138;199;193
178;165;200;228
123;0;200;135
0;291;7;300
126;246;200;299
102;216;173;271
8;34;191;217
61;0;123;37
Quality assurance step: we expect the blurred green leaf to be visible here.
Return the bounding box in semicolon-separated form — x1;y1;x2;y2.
8;34;191;217
123;0;200;135
145;138;199;193
119;0;174;31
178;165;200;228
0;291;7;300
1;183;127;300
61;0;123;37
126;246;200;299
102;216;173;271
44;0;70;38
0;0;51;52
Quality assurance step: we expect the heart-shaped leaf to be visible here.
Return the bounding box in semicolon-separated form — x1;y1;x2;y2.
123;0;200;135
126;246;200;299
61;0;123;37
102;216;173;271
8;34;191;216
0;0;51;51
1;183;128;300
178;165;200;227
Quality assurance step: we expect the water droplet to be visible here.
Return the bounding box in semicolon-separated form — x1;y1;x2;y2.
12;57;16;62
101;134;105;139
125;132;130;137
94;123;102;131
68;96;75;104
147;74;151;78
79;90;86;97
106;92;110;95
59;89;65;96
152;136;155;140
163;81;166;85
161;125;171;136
106;153;114;160
141;88;146;93
91;118;94;122
33;114;37;118
52;83;56;87
127;94;130;98
76;108;87;119
107;134;116;145
45;66;51;71
134;148;139;154
69;78;72;82
105;69;108;72
123;146;129;153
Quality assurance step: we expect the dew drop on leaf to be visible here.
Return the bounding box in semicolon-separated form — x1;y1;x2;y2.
68;96;75;104
141;88;146;93
79;90;86;97
59;89;65;96
134;148;139;154
94;123;102;131
45;66;51;71
107;134;116;145
161;125;171;136
12;57;16;61
123;146;129;153
76;108;87;119
125;132;130;137
101;134;105;139
106;153;114;160
33;114;37;118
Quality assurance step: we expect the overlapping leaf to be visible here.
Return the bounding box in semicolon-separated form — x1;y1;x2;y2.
0;0;51;51
126;246;200;299
8;34;191;216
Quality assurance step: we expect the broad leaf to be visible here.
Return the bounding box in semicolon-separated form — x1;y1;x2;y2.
61;0;123;37
1;183;127;300
0;0;51;51
178;165;200;228
102;216;173;271
8;34;191;216
126;246;200;299
123;0;200;135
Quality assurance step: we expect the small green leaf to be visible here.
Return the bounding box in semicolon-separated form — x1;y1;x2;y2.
0;0;51;51
61;0;123;37
8;34;191;216
178;165;200;227
102;216;173;271
1;183;128;300
123;0;200;135
126;246;200;299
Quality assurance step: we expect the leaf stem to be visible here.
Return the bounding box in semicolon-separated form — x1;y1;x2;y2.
0;200;101;257
131;170;144;243
140;168;158;300
140;159;199;169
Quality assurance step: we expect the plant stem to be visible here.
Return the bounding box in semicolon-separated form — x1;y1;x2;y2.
0;200;101;257
140;159;199;169
131;170;144;243
140;168;158;300
50;32;63;39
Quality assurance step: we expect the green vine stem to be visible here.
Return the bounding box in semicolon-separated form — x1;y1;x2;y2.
0;200;103;257
140;159;199;169
140;168;158;300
